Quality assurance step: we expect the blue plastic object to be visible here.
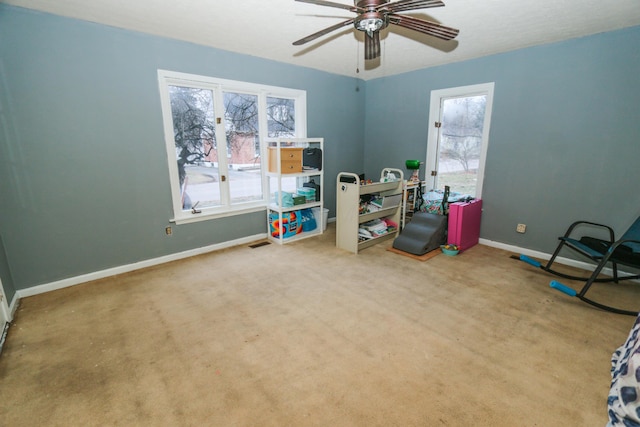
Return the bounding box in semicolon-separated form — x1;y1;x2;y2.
520;254;541;268
550;280;578;297
440;245;459;256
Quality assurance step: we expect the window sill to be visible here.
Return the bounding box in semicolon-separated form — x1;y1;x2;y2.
171;204;267;225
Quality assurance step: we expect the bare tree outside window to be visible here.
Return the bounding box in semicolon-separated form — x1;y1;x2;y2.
441;96;485;172
266;97;298;193
224;92;259;162
437;95;487;196
267;97;295;138
167;88;299;209
169;86;216;188
159;71;305;220
426;83;494;199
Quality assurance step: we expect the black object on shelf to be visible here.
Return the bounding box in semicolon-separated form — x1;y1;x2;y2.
303;179;321;201
303;148;322;170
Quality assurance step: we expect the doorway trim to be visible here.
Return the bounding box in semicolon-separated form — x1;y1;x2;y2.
0;278;9;323
0;278;11;354
425;82;495;198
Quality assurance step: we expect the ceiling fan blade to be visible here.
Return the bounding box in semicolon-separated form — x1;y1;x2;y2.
293;18;356;45
381;0;445;13
364;31;381;60
389;13;459;40
295;0;365;13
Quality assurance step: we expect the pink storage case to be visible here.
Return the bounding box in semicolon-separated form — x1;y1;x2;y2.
448;199;482;252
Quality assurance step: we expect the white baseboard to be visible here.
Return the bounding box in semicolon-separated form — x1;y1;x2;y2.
16;233;267;299
0;279;17;323
11;233;629;303
7;293;18;321
479;238;620;277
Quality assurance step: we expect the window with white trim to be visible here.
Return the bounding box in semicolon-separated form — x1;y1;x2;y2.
426;83;494;198
158;70;307;224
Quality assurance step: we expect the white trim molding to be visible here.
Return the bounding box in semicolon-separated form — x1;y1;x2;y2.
0;276;18;323
479;238;625;278
17;233;267;299
13;233;628;305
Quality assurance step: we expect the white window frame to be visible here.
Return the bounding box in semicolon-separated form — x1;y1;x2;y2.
425;82;494;198
157;70;307;224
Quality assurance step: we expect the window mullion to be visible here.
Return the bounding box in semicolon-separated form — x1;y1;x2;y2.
214;87;231;206
158;76;189;217
257;92;270;203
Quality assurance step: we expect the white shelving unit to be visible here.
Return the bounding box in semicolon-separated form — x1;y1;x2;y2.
266;138;324;244
336;168;404;254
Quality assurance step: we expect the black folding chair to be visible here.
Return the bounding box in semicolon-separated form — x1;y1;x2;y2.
519;216;640;316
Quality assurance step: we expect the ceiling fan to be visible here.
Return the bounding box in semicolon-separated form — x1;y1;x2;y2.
293;0;459;60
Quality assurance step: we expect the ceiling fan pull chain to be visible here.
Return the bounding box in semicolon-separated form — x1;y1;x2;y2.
356;35;360;73
382;34;386;71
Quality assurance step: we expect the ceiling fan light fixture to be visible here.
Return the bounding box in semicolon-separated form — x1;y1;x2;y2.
355;17;384;36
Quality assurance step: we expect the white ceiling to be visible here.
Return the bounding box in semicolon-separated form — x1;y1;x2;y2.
4;0;640;80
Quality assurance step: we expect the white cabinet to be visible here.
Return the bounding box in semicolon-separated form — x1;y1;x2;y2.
336;168;404;254
266;138;324;244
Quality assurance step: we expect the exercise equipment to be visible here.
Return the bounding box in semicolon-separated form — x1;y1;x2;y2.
392;212;447;255
518;215;640;316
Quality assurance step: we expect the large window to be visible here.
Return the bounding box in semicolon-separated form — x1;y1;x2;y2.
158;70;306;223
425;83;494;198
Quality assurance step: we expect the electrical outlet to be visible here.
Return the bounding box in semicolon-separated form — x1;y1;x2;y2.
165;226;172;236
516;224;527;233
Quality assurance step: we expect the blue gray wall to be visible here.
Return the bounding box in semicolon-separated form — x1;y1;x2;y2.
0;6;365;295
1;4;639;299
364;26;640;254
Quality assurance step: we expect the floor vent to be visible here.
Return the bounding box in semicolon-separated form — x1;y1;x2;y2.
249;241;271;249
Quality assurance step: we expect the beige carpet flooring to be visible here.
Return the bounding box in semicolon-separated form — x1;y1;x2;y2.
1;224;638;426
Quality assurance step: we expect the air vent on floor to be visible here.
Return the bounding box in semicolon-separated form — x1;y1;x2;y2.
249;241;271;249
